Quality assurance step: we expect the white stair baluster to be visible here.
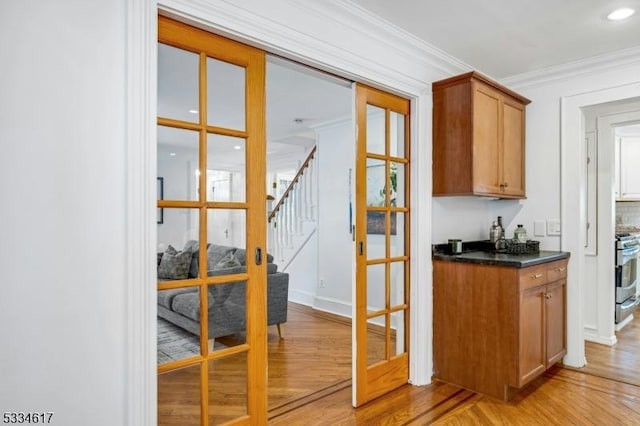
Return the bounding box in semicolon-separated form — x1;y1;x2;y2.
305;167;310;219
295;182;302;235
287;194;293;247
309;160;315;220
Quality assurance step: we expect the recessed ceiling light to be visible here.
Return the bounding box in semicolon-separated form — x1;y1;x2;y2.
607;8;635;20
188;109;199;114
233;145;242;150
169;152;177;156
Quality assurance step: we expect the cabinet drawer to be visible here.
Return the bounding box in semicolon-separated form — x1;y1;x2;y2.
519;265;547;290
547;260;568;282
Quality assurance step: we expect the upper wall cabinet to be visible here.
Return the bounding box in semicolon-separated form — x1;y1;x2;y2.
432;72;531;199
616;135;640;200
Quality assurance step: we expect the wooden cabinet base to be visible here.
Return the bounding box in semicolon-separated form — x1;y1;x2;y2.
433;259;568;401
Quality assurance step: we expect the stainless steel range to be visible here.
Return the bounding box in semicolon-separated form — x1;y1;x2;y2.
615;233;640;324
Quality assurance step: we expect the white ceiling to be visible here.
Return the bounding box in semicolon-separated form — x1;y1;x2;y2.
351;0;640;78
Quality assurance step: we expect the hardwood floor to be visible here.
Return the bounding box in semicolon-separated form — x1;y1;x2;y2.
274;367;640;425
159;303;640;425
158;302;357;424
265;303;353;410
573;315;640;386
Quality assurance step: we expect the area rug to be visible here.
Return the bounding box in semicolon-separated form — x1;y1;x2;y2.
157;318;201;364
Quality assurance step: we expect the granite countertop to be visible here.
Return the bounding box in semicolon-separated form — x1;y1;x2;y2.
432;240;570;268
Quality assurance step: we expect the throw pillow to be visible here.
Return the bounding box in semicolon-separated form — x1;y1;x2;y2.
183;240;200;279
215;251;241;270
183;240;199;253
158;245;193;280
209;252;242;305
206;244;236;271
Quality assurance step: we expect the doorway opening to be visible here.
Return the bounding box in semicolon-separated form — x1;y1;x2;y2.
578;97;640;386
155;15;415;424
263;55;356;413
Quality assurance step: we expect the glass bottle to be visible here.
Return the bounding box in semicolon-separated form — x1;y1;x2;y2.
514;224;528;243
497;216;505;239
489;221;501;242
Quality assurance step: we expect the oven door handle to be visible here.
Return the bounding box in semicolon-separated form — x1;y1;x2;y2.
620;246;640;264
624;245;640;256
618;281;638;292
620;298;639;310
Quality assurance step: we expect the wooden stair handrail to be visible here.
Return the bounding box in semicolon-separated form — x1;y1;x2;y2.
268;146;316;223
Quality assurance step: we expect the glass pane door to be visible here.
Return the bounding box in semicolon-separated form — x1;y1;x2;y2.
354;84;410;407
157;16;267;425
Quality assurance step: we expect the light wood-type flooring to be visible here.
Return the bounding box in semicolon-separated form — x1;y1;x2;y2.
572;315;640;386
159;303;640;425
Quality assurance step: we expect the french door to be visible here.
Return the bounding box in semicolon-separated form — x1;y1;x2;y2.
156;16;267;425
354;84;411;406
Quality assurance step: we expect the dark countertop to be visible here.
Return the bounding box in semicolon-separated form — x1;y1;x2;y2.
432;250;570;268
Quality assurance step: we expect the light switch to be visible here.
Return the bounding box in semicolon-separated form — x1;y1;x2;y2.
533;220;546;237
547;219;561;236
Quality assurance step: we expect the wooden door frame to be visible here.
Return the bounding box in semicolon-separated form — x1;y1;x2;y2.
126;1;438;423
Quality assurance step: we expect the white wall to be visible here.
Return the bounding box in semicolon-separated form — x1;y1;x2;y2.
284;229;319;306
314;120;355;317
0;1;127;425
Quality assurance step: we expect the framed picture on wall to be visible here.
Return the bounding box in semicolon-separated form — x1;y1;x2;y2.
157;177;164;225
366;211;396;235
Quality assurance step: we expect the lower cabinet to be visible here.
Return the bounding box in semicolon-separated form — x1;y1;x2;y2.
433;258;568;400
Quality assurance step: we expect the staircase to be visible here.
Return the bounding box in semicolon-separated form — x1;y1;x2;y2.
268;146;317;271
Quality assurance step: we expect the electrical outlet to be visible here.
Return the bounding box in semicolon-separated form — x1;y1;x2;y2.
319;279;325;288
547;219;561;236
533;220;546;237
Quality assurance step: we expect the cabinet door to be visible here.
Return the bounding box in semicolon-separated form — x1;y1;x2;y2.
545;279;567;366
502;98;525;197
472;83;501;195
620;137;640;199
518;285;546;387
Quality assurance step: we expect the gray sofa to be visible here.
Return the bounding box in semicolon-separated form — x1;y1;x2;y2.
157;241;289;339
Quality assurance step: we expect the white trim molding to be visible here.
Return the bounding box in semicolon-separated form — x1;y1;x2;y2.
503;45;640;90
125;0;157;425
560;82;640;368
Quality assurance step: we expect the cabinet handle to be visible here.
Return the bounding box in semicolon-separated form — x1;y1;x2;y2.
503;182;508;187
530;273;543;279
555;267;566;272
544;293;552;299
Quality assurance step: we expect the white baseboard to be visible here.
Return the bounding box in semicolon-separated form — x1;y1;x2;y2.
313;295;352;319
288;289;316;307
583;328;617;346
615;314;634;332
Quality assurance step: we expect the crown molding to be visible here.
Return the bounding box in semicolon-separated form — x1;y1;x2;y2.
303;0;473;79
159;0;471;94
501;45;640;90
